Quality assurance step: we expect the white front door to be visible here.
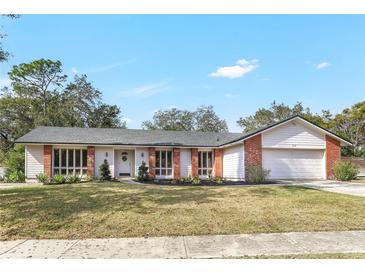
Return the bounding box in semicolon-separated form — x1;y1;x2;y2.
118;151;131;176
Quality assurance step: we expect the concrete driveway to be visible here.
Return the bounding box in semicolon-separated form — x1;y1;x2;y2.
291;181;365;198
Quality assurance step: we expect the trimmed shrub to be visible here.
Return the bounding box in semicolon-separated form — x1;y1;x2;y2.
36;173;49;184
213;176;224;184
247;165;270;183
333;161;359;181
137;161;149;181
66;175;81;184
191;176;201;185
53;174;67;184
180;177;191;184
5;170;25;183
4;145;25;177
83;175;93;182
99;159;111;180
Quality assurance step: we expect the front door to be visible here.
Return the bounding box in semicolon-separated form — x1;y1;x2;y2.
119;151;131;176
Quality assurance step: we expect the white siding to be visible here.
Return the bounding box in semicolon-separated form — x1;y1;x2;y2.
25;145;44;179
135;148;149;176
263;148;325;179
180;148;191;178
95;147;114;178
223;144;244;179
262;120;325;149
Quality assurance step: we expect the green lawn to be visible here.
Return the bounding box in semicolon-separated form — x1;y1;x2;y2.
0;182;365;240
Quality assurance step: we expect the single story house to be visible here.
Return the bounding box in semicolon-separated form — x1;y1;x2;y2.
15;115;351;181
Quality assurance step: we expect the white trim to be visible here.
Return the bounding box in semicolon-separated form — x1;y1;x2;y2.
155;149;173;179
219;116;352;148
18;143;217;149
24;146;28;177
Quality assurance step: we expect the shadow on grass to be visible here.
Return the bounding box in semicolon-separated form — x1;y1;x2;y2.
0;183;249;237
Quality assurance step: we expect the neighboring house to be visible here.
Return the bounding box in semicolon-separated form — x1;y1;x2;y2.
15;115;351;181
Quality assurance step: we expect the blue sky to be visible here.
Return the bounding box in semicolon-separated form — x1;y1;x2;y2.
0;15;364;132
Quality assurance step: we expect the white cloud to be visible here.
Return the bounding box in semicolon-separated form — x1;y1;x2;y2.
120;82;169;98
122;117;133;125
0;76;10;88
71;67;79;75
224;93;239;98
71;58;137;75
209;58;259;79
316;62;330;70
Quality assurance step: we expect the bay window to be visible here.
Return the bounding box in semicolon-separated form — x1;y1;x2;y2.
198;151;213;176
155;150;173;177
53;148;87;176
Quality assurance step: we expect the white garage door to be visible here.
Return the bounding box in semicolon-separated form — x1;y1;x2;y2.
263;149;324;179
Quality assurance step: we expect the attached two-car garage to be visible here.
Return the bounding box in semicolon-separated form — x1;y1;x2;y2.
262;149;325;179
260;119;327;180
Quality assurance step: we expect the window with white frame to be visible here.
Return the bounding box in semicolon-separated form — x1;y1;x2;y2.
155;150;173;176
53;148;87;176
198;151;213;176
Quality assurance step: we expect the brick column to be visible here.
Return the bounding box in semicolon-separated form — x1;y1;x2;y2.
148;147;156;178
173;148;180;179
326;135;341;179
214;148;223;177
244;134;262;181
87;146;95;177
191;148;198;177
44;145;52;177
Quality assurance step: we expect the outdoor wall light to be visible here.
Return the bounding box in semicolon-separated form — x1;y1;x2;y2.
105;152;108;157
141;152;144;158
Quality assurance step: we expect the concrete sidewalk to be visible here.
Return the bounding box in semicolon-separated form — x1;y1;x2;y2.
1;231;365;259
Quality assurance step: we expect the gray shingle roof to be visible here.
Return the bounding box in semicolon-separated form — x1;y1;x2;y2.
15;126;245;147
15;115;352;147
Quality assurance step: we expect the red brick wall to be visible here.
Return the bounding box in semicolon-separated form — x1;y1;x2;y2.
148;147;156;178
326;135;341;179
44;145;52;177
173;148;181;179
214;148;223;177
87;146;95;177
191;148;198;177
244;134;262;180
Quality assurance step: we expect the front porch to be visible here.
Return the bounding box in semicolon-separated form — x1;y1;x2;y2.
43;145;223;180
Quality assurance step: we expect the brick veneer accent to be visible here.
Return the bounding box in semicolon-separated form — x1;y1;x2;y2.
44;145;52;177
326;135;341;179
173;148;181;179
148;147;156;178
244;134;262;180
214;148;223;177
87;146;95;177
191;148;198;177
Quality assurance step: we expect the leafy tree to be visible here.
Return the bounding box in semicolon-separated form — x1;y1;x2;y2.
0;15;19;63
195;105;228;132
4;144;24;175
142;108;195;131
99;159;111;180
236;101;313;132
60;74;125;128
8;59;67;121
331;101;365;156
88;104;125;128
0;59;125;167
142;105;228;132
